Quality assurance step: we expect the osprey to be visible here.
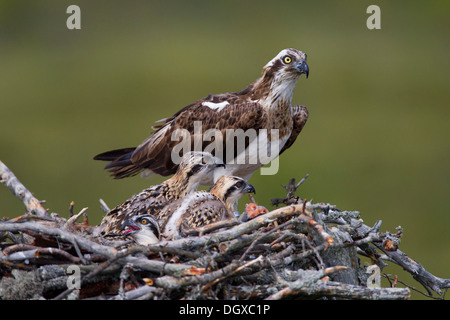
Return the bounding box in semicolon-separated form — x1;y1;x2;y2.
94;48;309;182
99;151;224;237
156;175;255;239
122;214;161;245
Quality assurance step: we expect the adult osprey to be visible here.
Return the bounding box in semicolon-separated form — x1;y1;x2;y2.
94;48;309;183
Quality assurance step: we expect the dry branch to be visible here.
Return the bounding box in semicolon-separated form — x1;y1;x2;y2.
0;160;48;218
266;279;410;300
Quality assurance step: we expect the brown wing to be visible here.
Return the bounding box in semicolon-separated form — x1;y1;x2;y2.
280;105;309;155
112;94;268;179
153;197;183;231
184;196;228;230
159;191;230;238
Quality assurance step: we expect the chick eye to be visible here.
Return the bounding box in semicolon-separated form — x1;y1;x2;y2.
140;218;148;225
283;56;292;64
235;182;242;188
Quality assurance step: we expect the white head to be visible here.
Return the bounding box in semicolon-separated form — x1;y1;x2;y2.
122;214;161;245
262;48;309;79
210;175;256;215
259;48;309;106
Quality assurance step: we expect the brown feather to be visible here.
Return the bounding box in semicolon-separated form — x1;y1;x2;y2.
280;105;309;155
160;175;252;238
128;102;268;177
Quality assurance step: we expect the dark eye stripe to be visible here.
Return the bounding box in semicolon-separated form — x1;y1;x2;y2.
223;180;244;200
149;221;160;238
188;164;203;176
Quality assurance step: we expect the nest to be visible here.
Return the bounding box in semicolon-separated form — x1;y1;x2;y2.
1;161;449;300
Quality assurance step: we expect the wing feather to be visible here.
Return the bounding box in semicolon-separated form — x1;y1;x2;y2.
160;191;229;238
128;97;268;178
280;105;308;155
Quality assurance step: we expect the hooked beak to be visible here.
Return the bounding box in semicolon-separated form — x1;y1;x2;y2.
212;162;226;169
243;183;256;194
295;59;309;78
122;219;140;235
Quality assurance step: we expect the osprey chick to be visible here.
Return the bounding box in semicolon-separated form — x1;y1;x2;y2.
94;48;309;182
122;214;160;245
160;175;255;239
99;151;224;237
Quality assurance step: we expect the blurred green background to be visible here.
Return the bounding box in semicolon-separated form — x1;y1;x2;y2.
1;0;449;299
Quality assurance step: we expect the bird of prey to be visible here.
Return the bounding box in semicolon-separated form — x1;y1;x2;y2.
94;48;309;183
99;151;224;237
122;214;161;245
158;175;255;239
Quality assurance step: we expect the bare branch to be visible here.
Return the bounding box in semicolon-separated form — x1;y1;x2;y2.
0;160;49;218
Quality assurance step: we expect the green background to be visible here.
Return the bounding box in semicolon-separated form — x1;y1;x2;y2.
1;1;448;299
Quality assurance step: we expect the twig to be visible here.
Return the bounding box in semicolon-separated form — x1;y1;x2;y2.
69;201;75;217
382;274;447;300
239;219;294;262
265;266;347;300
271;174;309;206
376;243;450;296
158;204;306;251
108;285;159;300
0;160;49;218
154;255;265;292
99;199;110;213
266;278;410;300
66;207;88;226
201;256;264;293
294;214;334;246
184;219;239;236
0;222;116;258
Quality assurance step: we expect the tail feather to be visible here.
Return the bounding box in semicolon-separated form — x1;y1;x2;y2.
93;147;176;179
93;148;136;162
94;147;140;179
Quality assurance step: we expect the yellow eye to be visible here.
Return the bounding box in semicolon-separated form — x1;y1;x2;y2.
202;158;206;164
236;182;242;188
140;218;148;225
283;56;292;64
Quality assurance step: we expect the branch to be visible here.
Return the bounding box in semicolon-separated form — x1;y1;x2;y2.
0;221;197;277
265;266;347;300
154;204;306;250
271;174;309;207
0;222;116;258
319;212;450;296
0;160;49;218
266;279;410;300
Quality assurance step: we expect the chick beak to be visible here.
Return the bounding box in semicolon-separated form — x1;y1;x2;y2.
243;183;256;194
122;219;140;235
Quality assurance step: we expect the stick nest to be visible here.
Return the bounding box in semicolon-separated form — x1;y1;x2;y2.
1;162;449;300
